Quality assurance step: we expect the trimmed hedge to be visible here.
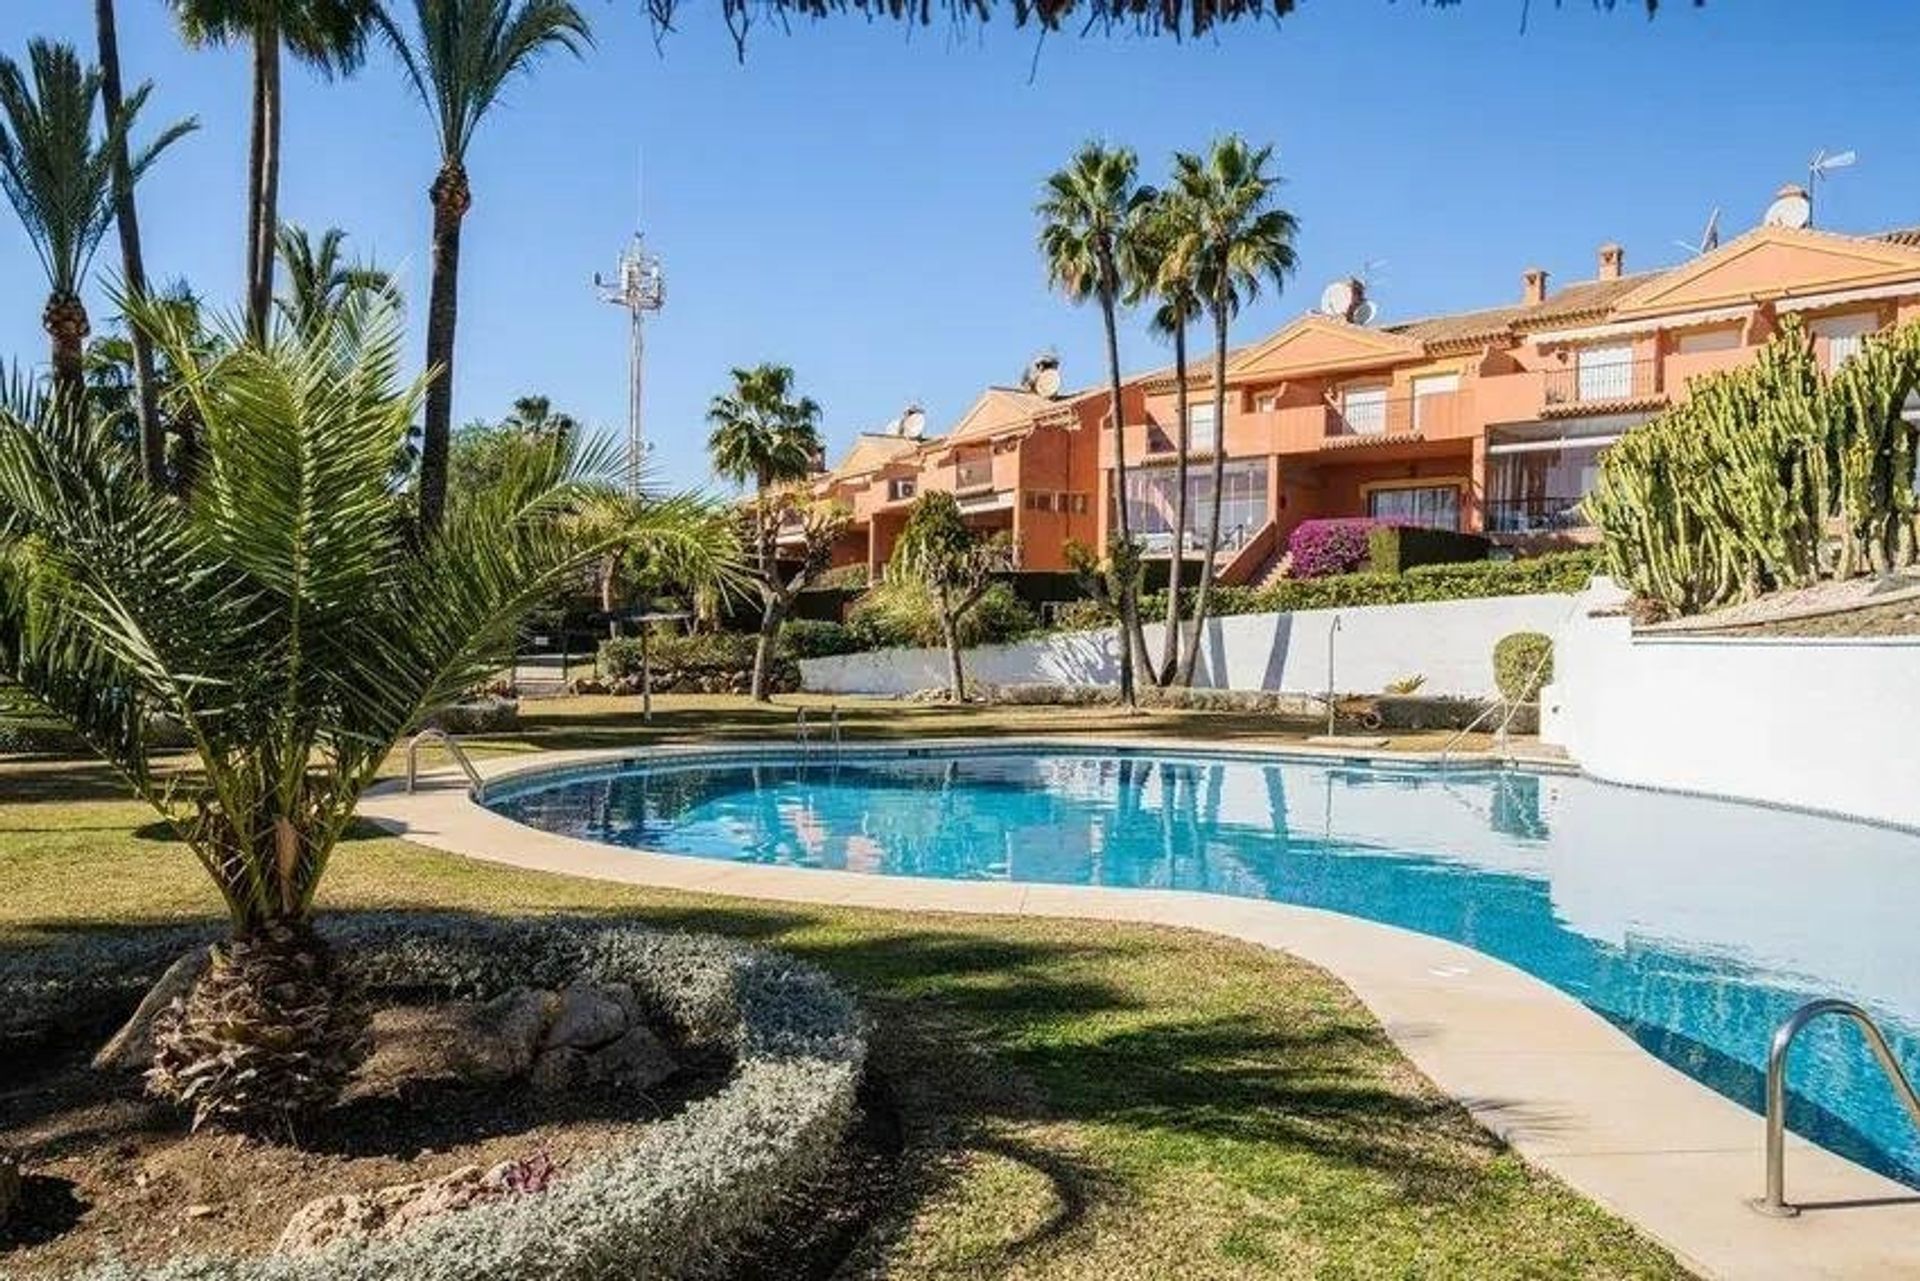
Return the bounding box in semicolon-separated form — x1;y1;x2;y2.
41;915;866;1281
1366;525;1491;575
1493;632;1555;704
779;619;864;659
1142;550;1598;622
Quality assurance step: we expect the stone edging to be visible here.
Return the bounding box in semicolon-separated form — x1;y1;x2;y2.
360;741;1920;1281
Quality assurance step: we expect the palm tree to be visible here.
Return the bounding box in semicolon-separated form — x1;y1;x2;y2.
85;280;221;490
0;41;195;408
1123;189;1204;684
1169;136;1297;686
275;223;399;331
96;0;167;484
1038;141;1155;701
707;362;828;700
170;1;377;345
504;393;578;443
0;298;726;1131
377;0;593;536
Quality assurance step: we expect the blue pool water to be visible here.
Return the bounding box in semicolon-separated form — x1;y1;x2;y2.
486;746;1920;1186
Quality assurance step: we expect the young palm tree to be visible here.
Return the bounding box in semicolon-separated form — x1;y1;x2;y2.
707;362;828;700
0;41;194;408
96;0;168;483
1038;142;1155;701
1169;136;1297;686
275;222;398;331
1123;189;1205;684
0;300;726;1130
378;0;593;536
170;1;377;345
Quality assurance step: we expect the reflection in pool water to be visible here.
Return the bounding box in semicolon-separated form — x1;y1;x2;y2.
486;748;1920;1187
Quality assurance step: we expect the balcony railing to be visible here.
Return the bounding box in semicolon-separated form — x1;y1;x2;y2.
954;458;995;491
1542;359;1660;408
1485;496;1592;535
1324;390;1464;439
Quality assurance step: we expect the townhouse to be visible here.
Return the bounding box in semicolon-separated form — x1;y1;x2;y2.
803;197;1920;588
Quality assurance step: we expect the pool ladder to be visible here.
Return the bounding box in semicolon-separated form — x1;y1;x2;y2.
405;727;486;801
795;705;842;754
1752;998;1920;1217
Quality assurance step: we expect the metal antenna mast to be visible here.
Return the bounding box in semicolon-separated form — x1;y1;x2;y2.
594;231;665;495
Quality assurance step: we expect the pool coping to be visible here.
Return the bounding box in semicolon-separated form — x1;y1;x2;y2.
360;737;1920;1281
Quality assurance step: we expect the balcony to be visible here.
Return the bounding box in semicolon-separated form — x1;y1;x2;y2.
1322;389;1467;442
1541;359;1661;413
954;457;995;492
1485;495;1592;535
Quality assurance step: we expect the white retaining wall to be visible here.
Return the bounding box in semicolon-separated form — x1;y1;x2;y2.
796;593;1577;699
1542;580;1920;829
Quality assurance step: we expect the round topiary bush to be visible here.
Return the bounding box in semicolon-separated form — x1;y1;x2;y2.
1493;631;1555;704
10;916;866;1281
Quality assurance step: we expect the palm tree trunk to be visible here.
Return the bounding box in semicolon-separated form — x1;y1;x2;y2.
1158;322;1191;682
45;292;89;411
245;23;281;346
1178;303;1232;686
95;0;164;484
1098;277;1145;707
751;592;784;703
418;162;471;534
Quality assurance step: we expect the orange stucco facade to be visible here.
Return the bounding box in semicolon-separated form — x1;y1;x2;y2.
806;220;1920;584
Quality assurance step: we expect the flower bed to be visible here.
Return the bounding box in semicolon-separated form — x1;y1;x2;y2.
9;916;866;1281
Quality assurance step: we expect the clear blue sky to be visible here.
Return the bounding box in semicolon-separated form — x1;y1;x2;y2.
6;1;1920;492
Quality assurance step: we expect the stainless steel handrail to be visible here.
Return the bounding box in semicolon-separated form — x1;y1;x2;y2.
405;727;486;800
795;705;812;752
829;704;842;749
1752;998;1920;1217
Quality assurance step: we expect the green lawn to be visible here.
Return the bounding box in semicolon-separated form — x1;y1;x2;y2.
0;698;1674;1280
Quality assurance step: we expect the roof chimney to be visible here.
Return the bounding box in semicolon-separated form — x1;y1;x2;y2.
1522;266;1549;306
1597;243;1624;281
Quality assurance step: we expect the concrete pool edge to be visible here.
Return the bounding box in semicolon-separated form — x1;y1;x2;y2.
361;739;1920;1281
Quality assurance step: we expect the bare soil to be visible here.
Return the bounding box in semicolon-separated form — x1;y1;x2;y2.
0;1003;731;1276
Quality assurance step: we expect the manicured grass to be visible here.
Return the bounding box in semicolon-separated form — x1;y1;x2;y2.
1;699;1667;1279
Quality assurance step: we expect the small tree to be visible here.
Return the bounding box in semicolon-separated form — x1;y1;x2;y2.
1064;535;1145;710
892;492;1017;701
739;489;848;701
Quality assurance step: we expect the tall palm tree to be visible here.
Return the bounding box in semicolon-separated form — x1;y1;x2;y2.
1123;189;1204;684
96;0;167;483
275;222;398;331
378;0;593;536
1170;136;1297;687
707;362;824;569
85;280;221;491
504;392;578;442
0;298;727;1130
170;1;378;345
0;41;195;408
1038;142;1155;699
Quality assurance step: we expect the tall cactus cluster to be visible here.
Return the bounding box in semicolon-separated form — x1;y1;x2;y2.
1587;315;1920;616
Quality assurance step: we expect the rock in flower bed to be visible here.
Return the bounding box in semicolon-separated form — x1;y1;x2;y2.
3;915;866;1281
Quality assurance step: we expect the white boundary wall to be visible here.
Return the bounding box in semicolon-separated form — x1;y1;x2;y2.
1542;580;1920;829
797;593;1576;699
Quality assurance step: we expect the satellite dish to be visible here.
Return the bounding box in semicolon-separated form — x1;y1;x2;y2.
1319;278;1358;318
1350;300;1378;327
1763;185;1812;230
1031;364;1062;397
901;406;927;439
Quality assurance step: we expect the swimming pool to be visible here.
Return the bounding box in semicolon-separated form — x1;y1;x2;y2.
485;744;1920;1187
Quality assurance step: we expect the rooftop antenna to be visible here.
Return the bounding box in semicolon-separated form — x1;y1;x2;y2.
1807;148;1857;227
594;213;665;497
1673;207;1721;257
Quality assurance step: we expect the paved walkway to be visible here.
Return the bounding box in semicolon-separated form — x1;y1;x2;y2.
361;739;1920;1281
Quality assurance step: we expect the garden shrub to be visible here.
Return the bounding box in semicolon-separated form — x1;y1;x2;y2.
846;580;1036;650
423;697;520;735
1493;631;1555;703
1048;598;1116;632
1142;550;1598;621
778;619;862;659
598;632;798;694
1366;525;1490;575
1286;517;1383;578
41;915;866;1281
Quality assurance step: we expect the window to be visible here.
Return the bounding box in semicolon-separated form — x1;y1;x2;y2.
887;476;917;502
1186;402;1218;452
1411;373;1460;432
1812;312;1879;369
1675;326;1740;355
1485;437;1611;533
1254;393;1279;412
1341;384;1389;435
1367;484;1460;531
1575;344;1634;401
1122;461;1269;553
